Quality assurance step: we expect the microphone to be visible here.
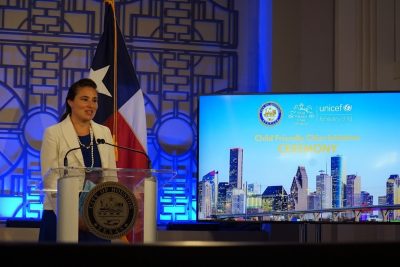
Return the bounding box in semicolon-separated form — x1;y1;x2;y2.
64;146;83;167
96;138;151;169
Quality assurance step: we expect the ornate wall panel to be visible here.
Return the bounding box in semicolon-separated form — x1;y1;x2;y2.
0;0;238;224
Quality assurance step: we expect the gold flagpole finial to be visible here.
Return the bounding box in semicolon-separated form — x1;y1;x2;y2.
104;0;115;5
104;1;116;16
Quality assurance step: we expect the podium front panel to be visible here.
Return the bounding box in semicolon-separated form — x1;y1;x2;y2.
36;167;176;243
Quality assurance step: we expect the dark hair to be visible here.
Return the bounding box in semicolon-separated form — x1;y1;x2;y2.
59;78;97;122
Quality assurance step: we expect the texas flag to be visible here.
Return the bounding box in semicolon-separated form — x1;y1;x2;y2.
89;1;148;169
89;0;148;242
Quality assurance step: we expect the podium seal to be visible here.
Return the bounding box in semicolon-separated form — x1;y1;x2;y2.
83;181;138;240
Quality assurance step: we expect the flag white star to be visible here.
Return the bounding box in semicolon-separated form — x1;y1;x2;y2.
89;65;112;97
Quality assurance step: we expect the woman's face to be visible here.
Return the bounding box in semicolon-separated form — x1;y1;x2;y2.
68;86;98;123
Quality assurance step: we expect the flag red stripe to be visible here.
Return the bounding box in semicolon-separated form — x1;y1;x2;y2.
104;113;148;169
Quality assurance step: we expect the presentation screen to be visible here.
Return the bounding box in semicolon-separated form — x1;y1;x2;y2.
197;91;400;223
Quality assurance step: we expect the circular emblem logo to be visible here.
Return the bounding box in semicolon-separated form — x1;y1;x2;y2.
259;102;283;126
83;181;138;240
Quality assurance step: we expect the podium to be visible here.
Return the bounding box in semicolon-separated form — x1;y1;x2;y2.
38;167;176;243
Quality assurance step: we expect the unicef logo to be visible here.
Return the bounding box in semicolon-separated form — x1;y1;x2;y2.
343;104;352;112
259;102;283;126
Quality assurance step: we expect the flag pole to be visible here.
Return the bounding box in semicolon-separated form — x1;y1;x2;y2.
104;0;119;161
103;0;129;244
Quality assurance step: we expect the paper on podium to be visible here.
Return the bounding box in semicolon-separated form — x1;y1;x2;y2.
79;180;97;215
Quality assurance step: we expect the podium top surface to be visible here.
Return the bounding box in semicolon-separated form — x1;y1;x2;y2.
44;167;176;178
37;167;177;192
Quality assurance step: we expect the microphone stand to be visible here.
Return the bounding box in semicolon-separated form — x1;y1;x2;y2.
96;138;151;169
63;146;83;176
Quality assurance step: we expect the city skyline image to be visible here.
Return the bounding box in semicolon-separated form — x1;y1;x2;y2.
198;92;400;220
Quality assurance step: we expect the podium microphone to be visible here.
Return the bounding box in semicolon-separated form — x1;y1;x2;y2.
64;146;83;167
96;138;151;169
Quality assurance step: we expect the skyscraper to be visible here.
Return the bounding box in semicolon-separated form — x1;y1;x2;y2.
198;170;218;219
331;155;344;208
346;174;361;207
316;170;332;209
386;174;400;220
262;185;288;211
217;182;230;213
229;148;243;189
290;166;309;210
